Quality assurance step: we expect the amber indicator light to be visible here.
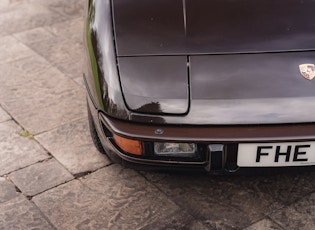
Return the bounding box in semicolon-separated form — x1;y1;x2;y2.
113;134;143;155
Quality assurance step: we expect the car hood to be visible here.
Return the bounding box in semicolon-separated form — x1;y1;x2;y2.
118;51;315;124
113;0;315;56
114;0;315;124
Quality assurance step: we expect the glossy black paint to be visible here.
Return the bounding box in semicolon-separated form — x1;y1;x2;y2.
191;53;315;100
118;56;189;115
84;0;315;171
84;0;129;119
113;0;315;56
86;0;315;125
121;51;315;124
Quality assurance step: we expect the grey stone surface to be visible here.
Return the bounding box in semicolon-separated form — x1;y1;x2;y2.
14;27;54;44
0;177;19;203
45;17;83;42
33;179;103;229
0;195;53;229
36;119;110;175
73;76;85;88
25;29;84;80
142;172;282;229
269;192;315;230
0;36;35;64
0;120;48;176
0;54;86;134
9;158;74;196
234;170;315;205
244;218;284;230
34;165;180;229
0;1;66;36
141;210;209;230
35;0;85;20
0;107;10;123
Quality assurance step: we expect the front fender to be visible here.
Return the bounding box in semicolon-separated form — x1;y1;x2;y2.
84;0;129;119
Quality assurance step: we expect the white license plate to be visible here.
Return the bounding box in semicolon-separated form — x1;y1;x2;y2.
237;142;315;167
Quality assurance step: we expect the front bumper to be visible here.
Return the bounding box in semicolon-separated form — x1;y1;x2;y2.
87;95;315;174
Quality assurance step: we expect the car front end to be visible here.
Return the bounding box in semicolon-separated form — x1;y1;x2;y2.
84;0;315;173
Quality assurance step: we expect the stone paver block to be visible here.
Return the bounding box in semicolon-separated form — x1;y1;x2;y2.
141;210;209;230
0;195;53;229
36;119;110;175
74;76;85;88
9;158;74;196
233;170;315;205
0;55;50;101
269;192;315;230
244;218;284;230
80;165;180;229
142;172;282;229
0;0;23;14
3;88;86;134
0;36;35;64
52;53;84;80
0;2;66;36
34;165;180;229
34;179;104;229
14;27;54;44
0;177;19;203
0;54;76;100
0;55;86;134
25;36;73;65
15;18;85;81
37;0;85;19
0;107;10;123
26;32;84;80
45;17;84;42
0;120;48;176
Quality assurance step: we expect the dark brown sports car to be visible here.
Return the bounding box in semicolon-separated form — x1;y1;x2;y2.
84;0;315;173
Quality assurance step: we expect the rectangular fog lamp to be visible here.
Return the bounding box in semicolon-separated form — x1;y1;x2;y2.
154;142;196;156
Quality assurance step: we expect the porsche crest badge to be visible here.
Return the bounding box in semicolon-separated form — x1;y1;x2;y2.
299;64;315;80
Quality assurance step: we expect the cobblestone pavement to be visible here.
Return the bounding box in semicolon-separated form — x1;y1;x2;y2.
1;1;315;229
